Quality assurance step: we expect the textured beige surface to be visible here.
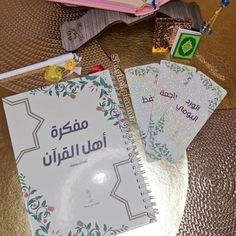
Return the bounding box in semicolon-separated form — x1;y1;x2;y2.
178;109;236;236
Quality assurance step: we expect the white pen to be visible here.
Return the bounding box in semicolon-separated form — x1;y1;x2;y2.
0;53;74;80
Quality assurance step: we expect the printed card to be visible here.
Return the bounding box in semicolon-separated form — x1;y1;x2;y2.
145;61;196;159
125;64;159;141
150;60;196;125
146;71;227;162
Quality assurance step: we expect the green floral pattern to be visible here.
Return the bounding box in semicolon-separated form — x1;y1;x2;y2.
30;74;128;130
68;221;128;236
125;66;159;79
30;75;103;98
19;174;53;236
163;61;194;85
29;71;133;154
125;65;159;146
20;174;128;236
140;130;147;146
146;115;173;161
199;73;225;114
183;66;194;85
165;61;185;74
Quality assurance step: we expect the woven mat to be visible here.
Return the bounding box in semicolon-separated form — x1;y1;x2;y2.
178;109;236;236
0;0;115;93
0;0;86;74
0;0;86;43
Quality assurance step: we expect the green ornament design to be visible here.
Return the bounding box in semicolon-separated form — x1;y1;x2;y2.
140;130;147;146
126;66;159;79
30;73;133;148
163;62;194;85
146;115;173;161
183;67;194;85
199;73;225;114
169;62;185;74
30;74;128;131
179;37;196;56
30;75;104;98
19;174;53;236
20;174;128;236
68;221;128;236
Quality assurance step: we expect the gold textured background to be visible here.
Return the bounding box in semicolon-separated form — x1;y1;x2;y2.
0;0;236;235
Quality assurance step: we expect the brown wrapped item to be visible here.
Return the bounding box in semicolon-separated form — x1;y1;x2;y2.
178;108;236;236
152;18;192;50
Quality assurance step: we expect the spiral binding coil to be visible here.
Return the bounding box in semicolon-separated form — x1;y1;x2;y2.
128;143;158;221
112;57;158;222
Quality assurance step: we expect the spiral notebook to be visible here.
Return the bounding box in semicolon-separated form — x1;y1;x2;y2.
2;70;156;236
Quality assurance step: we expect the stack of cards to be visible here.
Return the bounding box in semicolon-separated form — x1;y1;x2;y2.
125;61;227;162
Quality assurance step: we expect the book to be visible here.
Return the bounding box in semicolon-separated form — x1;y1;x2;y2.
170;28;202;60
49;0;171;16
2;70;156;236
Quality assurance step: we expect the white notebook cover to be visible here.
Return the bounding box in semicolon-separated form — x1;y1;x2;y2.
2;70;156;236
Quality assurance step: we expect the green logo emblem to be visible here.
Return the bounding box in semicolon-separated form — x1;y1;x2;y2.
178;37;196;56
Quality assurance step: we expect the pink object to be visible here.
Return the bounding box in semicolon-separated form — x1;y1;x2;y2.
47;206;55;212
48;0;171;16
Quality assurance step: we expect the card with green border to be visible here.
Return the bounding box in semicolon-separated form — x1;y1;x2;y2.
170;28;202;60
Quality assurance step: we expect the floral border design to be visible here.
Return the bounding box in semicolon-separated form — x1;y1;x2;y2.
30;73;128;131
31;73;133;149
30;74;103;99
199;73;225;114
146;115;173;161
166;61;185;74
125;65;159;79
125;65;159;146
163;61;194;85
19;174;54;236
140;130;147;146
182;66;194;85
67;221;128;236
20;174;128;236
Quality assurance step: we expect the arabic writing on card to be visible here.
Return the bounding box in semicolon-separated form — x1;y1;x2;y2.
142;95;154;104
176;99;200;122
160;90;177;100
51;119;88;140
